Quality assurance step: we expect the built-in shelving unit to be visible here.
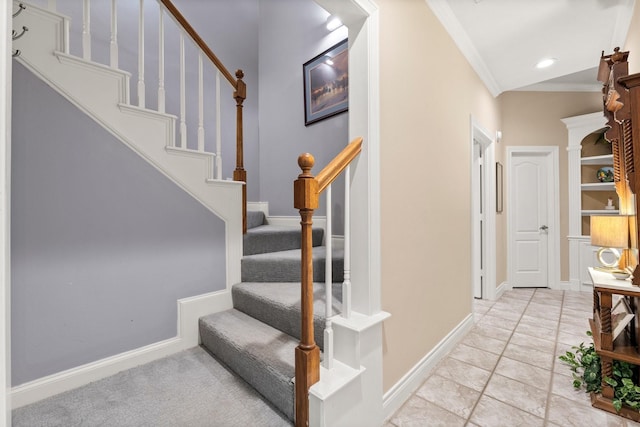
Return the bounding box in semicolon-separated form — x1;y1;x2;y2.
564;112;610;291
581;209;620;216
581;154;615;165
580;152;617;236
581;182;615;191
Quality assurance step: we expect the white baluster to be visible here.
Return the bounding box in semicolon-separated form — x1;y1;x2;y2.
63;19;70;54
324;185;334;369
197;53;205;152
137;0;145;108
179;33;187;148
215;71;222;179
82;0;91;60
158;8;165;114
48;0;56;12
110;0;118;68
342;165;352;319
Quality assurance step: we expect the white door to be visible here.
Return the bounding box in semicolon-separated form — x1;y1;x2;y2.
472;140;486;298
510;153;550;287
471;119;497;300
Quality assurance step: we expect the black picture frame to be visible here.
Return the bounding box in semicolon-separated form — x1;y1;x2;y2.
496;162;503;213
303;39;348;126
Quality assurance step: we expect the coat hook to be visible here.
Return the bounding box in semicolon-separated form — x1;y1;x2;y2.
13;3;26;18
12;26;28;41
13;50;21;58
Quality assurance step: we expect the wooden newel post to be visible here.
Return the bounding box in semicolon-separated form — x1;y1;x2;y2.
233;69;247;233
293;153;320;427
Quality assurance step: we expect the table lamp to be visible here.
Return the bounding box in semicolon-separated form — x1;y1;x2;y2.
590;215;630;270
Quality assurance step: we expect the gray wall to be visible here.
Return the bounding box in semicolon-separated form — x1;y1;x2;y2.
10;0;351;385
11;62;226;385
258;0;349;228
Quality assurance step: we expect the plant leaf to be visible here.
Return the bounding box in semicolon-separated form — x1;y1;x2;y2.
614;399;622;412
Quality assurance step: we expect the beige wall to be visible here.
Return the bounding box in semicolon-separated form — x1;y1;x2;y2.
497;92;602;283
380;0;640;397
379;0;501;391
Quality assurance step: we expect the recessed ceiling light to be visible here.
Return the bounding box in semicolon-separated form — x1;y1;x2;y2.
536;58;556;69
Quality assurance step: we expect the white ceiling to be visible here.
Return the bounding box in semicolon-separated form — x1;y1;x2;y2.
426;0;636;96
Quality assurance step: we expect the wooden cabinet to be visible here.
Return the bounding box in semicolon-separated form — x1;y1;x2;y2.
589;268;640;421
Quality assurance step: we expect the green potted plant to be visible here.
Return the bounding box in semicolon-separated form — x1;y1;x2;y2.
559;331;640;412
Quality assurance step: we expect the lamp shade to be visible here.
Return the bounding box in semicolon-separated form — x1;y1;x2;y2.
591;215;630;248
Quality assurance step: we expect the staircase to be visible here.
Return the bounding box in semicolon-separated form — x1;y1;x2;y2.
200;211;343;421
11;2;387;426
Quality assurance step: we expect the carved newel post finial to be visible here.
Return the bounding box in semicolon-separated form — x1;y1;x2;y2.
298;153;315;177
612;47;625;63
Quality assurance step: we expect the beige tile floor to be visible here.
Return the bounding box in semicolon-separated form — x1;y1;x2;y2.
385;288;640;427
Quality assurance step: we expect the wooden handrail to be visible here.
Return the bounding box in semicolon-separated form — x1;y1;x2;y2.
159;0;237;88
316;137;363;194
159;0;248;233
293;137;363;427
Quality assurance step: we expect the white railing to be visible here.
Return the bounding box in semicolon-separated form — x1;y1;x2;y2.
321;167;354;370
323;184;334;369
342;165;352;319
38;0;240;182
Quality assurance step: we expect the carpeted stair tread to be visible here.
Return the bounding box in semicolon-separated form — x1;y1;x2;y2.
244;225;324;255
232;281;342;350
247;211;266;229
242;245;344;282
199;309;297;421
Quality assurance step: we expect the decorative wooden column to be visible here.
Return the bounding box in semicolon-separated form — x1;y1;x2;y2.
293;153;320;427
599;291;614;351
233;69;247;234
619;73;640;284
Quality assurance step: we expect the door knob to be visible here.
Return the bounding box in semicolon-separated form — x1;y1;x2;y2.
539;225;548;231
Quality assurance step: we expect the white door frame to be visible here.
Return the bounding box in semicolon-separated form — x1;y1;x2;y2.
506;146;560;289
470;117;497;299
1;1;11;426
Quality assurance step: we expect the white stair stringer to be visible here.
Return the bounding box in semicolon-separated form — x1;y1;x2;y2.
12;2;242;289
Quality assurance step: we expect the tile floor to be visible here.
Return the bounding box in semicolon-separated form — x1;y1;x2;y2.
385;288;640;427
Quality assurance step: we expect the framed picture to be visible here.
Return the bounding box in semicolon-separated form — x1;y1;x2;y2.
496;162;503;213
303;39;348;126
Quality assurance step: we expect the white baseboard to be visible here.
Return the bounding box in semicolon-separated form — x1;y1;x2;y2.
11;290;232;409
495;281;511;299
247;201;269;216
382;314;474;422
551;280;576;291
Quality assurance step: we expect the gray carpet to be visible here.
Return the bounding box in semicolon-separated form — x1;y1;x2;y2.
12;347;292;427
199;310;298;421
243;225;324;256
241;246;344;282
232;282;342;350
247;211;266;230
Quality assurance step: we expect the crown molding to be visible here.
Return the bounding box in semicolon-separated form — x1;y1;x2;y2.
424;0;502;97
